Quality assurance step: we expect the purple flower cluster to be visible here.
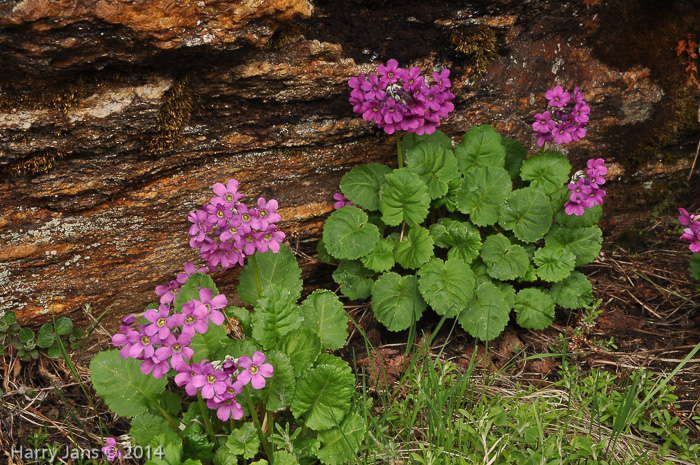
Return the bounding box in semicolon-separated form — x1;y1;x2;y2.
533;86;589;146
349;59;456;135
564;158;607;216
188;179;285;272
112;285;273;421
678;208;700;253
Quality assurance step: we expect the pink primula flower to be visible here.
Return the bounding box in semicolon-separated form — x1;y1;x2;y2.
237;351;274;390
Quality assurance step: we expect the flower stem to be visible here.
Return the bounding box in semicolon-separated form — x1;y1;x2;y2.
197;392;217;443
243;385;273;461
251;252;263;299
395;132;404;169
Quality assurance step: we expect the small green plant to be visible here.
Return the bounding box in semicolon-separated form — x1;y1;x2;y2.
91;179;365;464
0;311;84;361
324;76;600;342
580;298;604;328
322;124;603;341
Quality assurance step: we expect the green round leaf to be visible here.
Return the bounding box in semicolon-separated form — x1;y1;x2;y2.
339;163;392;211
55;317;73;336
299;290;349;351
480;235;530;281
455;125;506;172
332;260;374;301
251;284;302;350
18;327;34;343
262;351;296;412
498;187;553;243
36;325;55;349
520;151;572;195
395;226;434;269
458;282;511;341
418;258;475;318
90;350;168;418
238;245;303;307
291;364;355;431
545;225;603;267
551;271;593;309
317;412;366;465
227;422;260;459
3;311;17;325
323;206;380;260
405;144;460;199
502;137;527;180
455;166;512;226
533;247;576;282
371;272;426;331
360;238;395;273
378;168;431;228
514;288;555;330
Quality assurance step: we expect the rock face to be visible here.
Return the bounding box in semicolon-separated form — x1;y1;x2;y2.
1;0;699;326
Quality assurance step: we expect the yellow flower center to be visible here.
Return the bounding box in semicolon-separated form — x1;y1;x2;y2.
141;336;150;345
217;210;224;218
225;194;234;202
207;375;217;383
157;318;167;327
242;214;251;222
185;315;196;324
259;210;268;217
250;365;259;375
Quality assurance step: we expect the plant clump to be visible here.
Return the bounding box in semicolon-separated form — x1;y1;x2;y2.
92;179;363;464
322;74;605;342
